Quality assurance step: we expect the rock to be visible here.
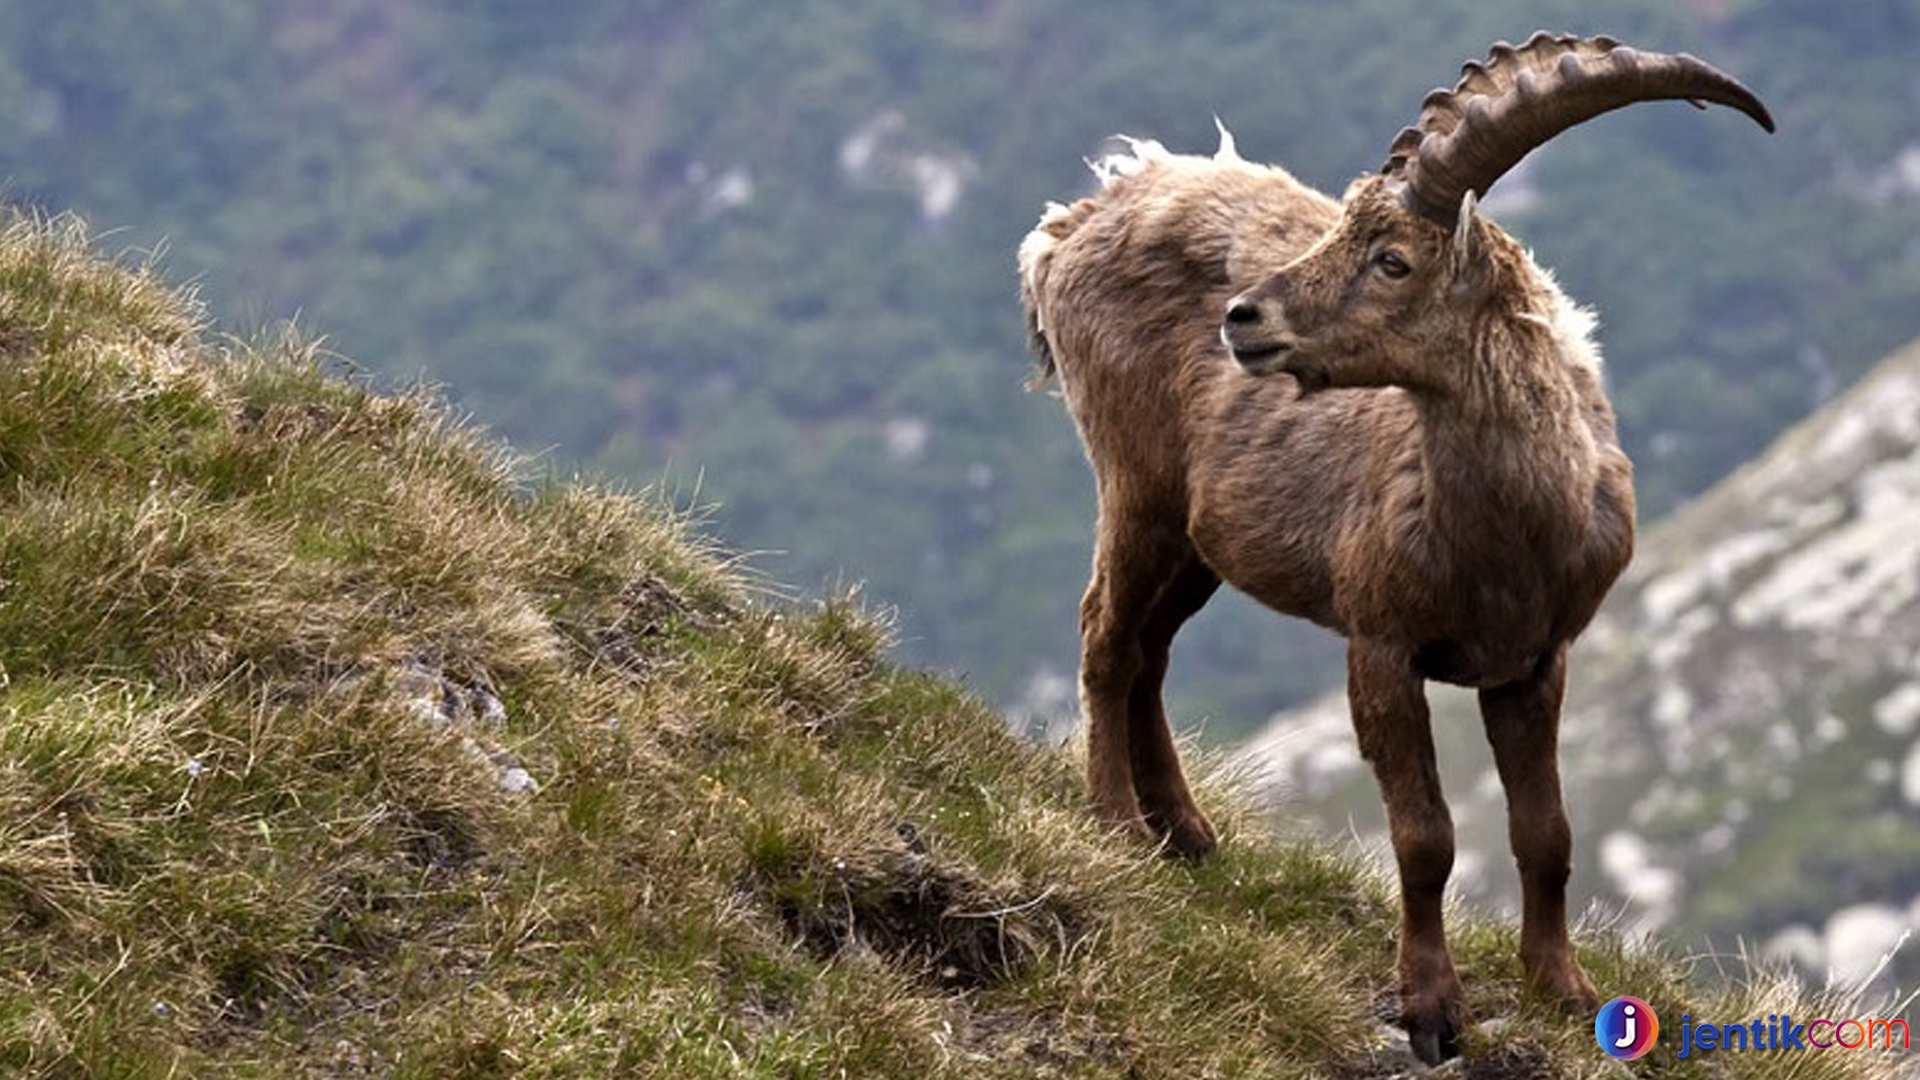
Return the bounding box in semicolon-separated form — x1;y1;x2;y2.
391;665;534;797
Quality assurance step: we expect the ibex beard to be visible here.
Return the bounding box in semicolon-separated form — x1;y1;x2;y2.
1018;33;1773;1064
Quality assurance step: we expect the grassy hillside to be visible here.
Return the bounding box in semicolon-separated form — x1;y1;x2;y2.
0;215;1902;1078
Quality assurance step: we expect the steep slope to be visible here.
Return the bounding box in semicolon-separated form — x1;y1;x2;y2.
0;213;1899;1078
1241;334;1920;990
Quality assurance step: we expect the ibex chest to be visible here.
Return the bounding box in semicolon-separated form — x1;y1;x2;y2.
1410;638;1536;687
1394;573;1559;687
1383;508;1628;688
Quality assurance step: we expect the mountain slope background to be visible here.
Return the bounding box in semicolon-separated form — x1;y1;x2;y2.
1;192;1911;1080
2;0;1917;731
1242;332;1920;992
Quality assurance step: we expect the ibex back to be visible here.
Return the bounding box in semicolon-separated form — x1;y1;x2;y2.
1017;33;1773;1063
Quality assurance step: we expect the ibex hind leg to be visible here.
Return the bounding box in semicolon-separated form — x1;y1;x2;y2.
1127;554;1220;857
1077;511;1219;858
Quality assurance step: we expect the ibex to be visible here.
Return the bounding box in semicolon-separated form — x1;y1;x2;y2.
1018;33;1772;1061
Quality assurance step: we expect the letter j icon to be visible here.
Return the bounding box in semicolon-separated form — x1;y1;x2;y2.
1596;996;1659;1059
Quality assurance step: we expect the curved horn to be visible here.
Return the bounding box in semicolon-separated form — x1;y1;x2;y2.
1383;32;1775;224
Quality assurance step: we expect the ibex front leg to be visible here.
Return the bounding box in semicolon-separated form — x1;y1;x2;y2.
1480;646;1598;1011
1350;640;1465;1064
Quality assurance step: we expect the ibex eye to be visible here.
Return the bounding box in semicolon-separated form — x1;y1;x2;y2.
1375;251;1412;280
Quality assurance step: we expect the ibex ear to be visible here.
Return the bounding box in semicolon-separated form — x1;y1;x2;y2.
1448;190;1490;297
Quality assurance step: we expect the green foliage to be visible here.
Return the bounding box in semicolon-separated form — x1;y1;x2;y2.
1;2;1915;742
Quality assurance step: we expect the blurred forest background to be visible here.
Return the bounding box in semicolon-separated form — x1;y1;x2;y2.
3;0;1918;740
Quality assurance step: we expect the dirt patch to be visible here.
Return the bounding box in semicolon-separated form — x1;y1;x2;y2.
954;1006;1134;1072
588;574;693;678
750;822;1077;989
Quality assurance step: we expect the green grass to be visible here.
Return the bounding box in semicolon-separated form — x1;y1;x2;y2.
0;209;1907;1078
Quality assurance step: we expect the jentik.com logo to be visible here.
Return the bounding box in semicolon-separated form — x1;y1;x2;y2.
1595;998;1910;1059
1596;996;1660;1060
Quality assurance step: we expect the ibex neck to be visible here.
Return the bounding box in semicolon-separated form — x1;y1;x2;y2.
1415;309;1604;556
1421;405;1597;540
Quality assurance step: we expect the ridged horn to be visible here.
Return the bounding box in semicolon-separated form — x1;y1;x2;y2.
1383;32;1776;225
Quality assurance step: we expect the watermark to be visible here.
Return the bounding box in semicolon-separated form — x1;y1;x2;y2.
1594;997;1912;1060
1595;996;1658;1059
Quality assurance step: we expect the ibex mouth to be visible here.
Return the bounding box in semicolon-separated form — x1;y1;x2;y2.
1223;331;1325;391
1229;342;1290;375
1222;324;1295;375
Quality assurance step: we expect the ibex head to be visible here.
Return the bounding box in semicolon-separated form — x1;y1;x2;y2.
1221;32;1774;395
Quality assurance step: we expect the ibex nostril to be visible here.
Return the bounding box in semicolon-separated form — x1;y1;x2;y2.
1223;298;1263;324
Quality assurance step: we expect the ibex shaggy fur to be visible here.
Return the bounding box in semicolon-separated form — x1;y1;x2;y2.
1018;33;1772;1062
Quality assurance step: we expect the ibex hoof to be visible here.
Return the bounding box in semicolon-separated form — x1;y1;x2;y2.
1398;982;1468;1066
1405;1009;1462;1066
1531;962;1599;1013
1093;797;1217;859
1148;804;1218;860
